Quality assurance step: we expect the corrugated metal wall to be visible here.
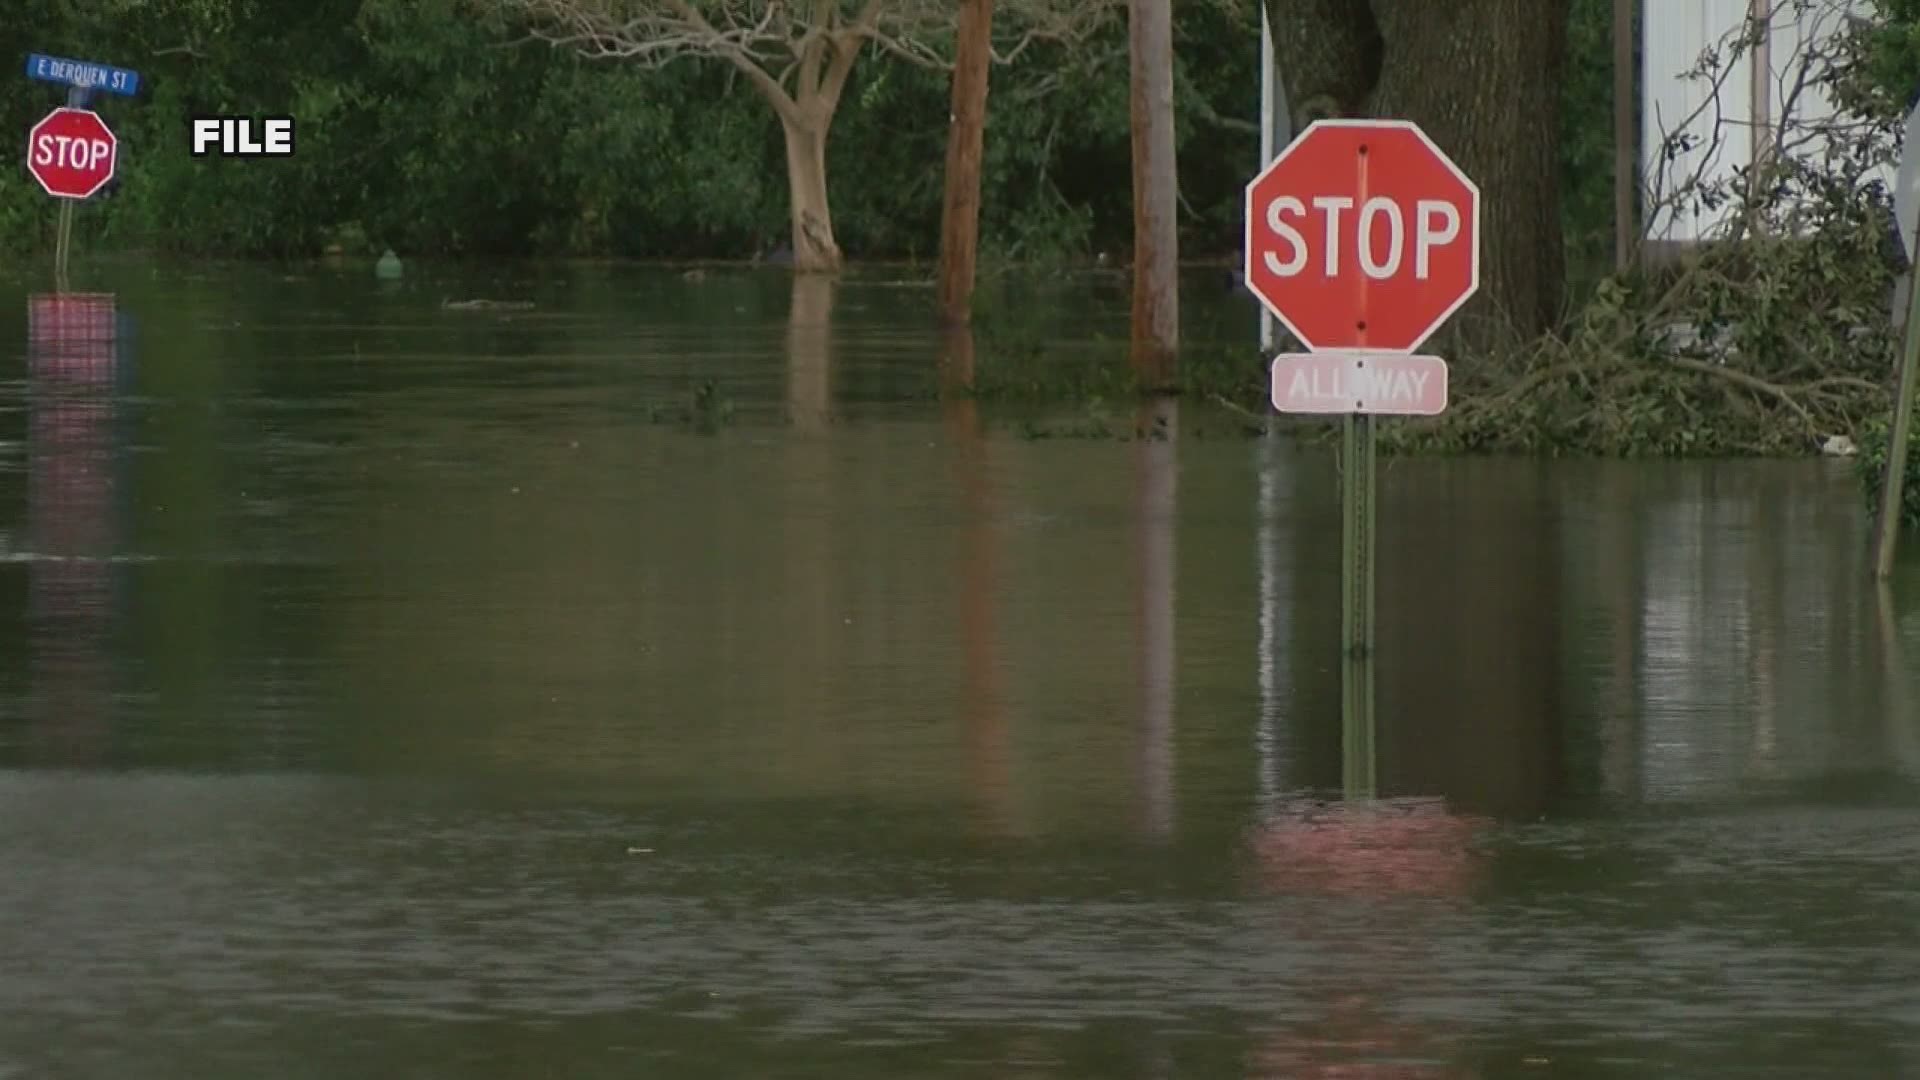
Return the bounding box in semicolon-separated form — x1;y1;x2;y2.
1641;0;1889;244
1642;0;1753;242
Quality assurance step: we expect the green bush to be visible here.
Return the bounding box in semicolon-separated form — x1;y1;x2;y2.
1857;407;1920;529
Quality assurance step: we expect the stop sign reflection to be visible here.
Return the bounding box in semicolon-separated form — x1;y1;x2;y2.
1250;797;1484;899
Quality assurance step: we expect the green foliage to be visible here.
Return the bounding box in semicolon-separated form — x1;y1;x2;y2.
11;0;1917;477
1559;0;1628;284
1855;408;1920;529
1381;149;1902;458
0;0;1257;261
0;0;1687;271
1835;0;1920;120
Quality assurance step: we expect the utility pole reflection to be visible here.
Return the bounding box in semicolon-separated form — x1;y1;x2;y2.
944;328;1021;838
1254;429;1291;817
1134;398;1178;840
786;274;834;434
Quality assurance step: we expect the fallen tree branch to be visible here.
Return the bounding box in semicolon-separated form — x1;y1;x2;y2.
1670;357;1829;434
1209;392;1266;421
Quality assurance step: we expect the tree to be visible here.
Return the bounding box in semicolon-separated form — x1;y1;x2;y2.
1834;0;1920;121
1262;0;1572;341
938;0;995;323
499;0;1119;273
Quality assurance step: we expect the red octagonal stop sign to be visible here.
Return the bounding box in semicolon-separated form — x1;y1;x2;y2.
1244;119;1479;353
27;107;118;201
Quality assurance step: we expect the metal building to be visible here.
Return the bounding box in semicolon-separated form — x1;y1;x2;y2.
1640;0;1891;250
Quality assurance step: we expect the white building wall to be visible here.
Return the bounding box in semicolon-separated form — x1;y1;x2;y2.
1642;0;1754;243
1641;0;1892;244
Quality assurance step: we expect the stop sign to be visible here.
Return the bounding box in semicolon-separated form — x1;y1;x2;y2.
26;107;118;200
1244;119;1479;353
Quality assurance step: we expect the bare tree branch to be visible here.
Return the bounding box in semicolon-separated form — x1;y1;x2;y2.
494;0;1122;82
485;0;1121;273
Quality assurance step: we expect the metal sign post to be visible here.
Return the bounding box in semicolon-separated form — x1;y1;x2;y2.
1875;226;1920;580
51;86;87;290
1339;412;1377;797
24;52;140;292
1874;100;1920;579
1245;121;1481;798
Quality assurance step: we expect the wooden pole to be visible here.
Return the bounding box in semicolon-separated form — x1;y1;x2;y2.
1613;0;1635;272
937;0;995;327
1258;7;1291;350
1128;0;1179;385
1747;0;1774;244
1749;0;1772;173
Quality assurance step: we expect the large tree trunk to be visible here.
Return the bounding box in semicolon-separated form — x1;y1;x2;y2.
1263;0;1571;342
1129;0;1179;384
938;0;996;325
782;117;843;274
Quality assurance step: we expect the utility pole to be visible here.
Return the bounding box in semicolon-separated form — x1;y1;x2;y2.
1129;0;1179;385
937;0;995;327
1258;6;1292;348
1613;0;1636;272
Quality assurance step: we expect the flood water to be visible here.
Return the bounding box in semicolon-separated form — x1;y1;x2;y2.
2;261;1919;1078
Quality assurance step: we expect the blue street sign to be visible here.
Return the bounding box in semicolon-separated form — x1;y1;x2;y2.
24;53;140;97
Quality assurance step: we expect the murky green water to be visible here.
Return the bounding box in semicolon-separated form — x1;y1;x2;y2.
2;261;1919;1078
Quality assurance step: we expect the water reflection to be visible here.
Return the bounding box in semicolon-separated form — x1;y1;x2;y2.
1247;795;1486;1078
1253;429;1297;820
1134;398;1178;841
1559;463;1905;807
1249;1005;1465;1080
1581;465;1646;803
944;327;1020;838
787;274;833;432
0;266;1916;1077
1250;797;1483;899
24;292;127;764
1374;460;1564;819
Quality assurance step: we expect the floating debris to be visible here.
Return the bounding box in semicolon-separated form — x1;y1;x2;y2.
441;298;535;311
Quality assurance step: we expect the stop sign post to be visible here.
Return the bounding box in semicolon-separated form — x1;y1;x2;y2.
27;107;118;200
1243;118;1482;780
22;51;139;289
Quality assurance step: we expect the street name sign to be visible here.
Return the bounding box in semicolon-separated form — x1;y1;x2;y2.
24;53;140;97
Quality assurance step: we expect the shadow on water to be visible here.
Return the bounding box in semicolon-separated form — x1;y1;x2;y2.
1;263;1919;1076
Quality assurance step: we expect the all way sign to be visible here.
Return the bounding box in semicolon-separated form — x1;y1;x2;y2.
1270;352;1448;417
